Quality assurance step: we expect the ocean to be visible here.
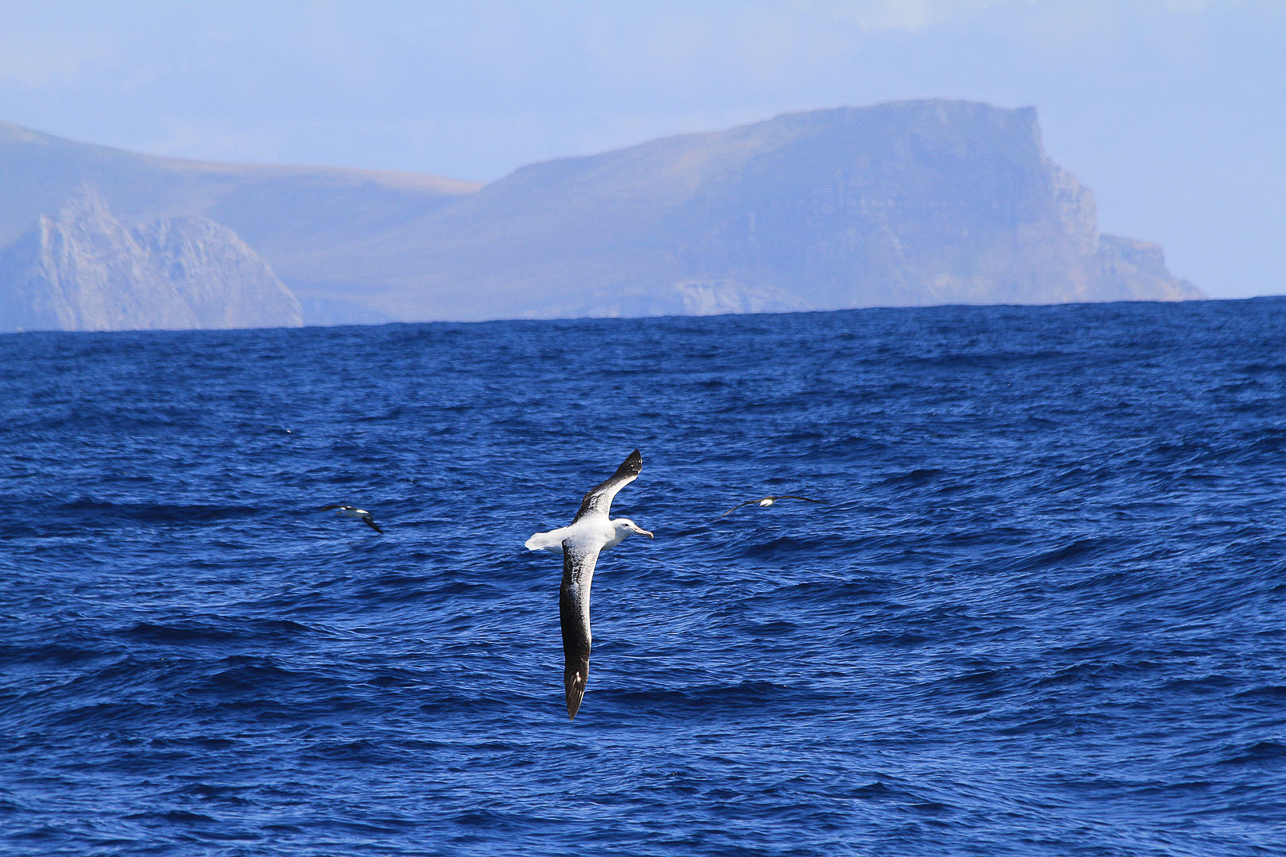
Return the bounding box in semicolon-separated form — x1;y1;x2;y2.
2;298;1284;855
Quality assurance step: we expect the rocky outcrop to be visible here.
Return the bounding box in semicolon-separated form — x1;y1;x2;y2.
0;187;301;332
1096;235;1202;302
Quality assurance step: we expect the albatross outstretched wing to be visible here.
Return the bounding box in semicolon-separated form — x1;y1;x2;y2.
720;494;825;517
571;449;642;523
559;540;600;720
719;499;760;518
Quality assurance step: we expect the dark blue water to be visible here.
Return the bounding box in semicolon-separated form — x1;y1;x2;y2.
3;299;1286;855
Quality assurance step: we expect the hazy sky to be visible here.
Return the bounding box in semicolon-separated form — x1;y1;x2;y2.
1;0;1281;299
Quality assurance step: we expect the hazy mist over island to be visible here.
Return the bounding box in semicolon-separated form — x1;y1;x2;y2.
0;100;1200;333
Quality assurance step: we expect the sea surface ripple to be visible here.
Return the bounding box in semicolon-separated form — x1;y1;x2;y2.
2;298;1285;855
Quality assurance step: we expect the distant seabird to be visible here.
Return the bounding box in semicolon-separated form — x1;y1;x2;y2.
525;449;653;721
719;495;824;518
321;504;383;533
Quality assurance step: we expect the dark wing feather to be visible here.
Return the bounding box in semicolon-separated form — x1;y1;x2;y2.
571;449;642;523
362;515;383;533
719;500;759;518
776;495;824;503
559;541;600;720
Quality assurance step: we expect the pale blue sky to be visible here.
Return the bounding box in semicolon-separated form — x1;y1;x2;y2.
0;0;1281;299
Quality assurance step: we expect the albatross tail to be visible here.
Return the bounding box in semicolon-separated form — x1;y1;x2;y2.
525;528;569;552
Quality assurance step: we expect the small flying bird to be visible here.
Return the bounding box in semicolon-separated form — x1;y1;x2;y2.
525;449;653;721
719;495;824;518
321;504;383;534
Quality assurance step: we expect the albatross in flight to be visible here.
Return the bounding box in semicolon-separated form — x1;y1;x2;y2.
719;495;824;518
321;504;383;533
525;449;653;720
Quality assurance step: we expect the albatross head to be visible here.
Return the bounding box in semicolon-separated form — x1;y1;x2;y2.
611;518;654;544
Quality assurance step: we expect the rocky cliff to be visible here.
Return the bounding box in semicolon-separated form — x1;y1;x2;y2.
0;187;301;332
349;100;1199;320
0;102;1200;329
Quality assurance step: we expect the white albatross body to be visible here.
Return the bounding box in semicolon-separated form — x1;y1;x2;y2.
719;494;823;518
321;504;383;533
524;516;644;554
526;449;652;721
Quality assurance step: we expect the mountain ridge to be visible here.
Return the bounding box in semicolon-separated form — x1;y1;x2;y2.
0;101;1201;331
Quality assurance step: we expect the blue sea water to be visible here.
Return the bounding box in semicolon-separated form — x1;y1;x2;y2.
2;298;1286;855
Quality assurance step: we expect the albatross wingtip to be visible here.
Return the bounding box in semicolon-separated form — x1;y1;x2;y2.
565;668;587;720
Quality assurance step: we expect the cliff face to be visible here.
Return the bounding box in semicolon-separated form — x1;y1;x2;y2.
654;102;1104;312
0;187;301;332
0;102;1200;329
334;101;1199;320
